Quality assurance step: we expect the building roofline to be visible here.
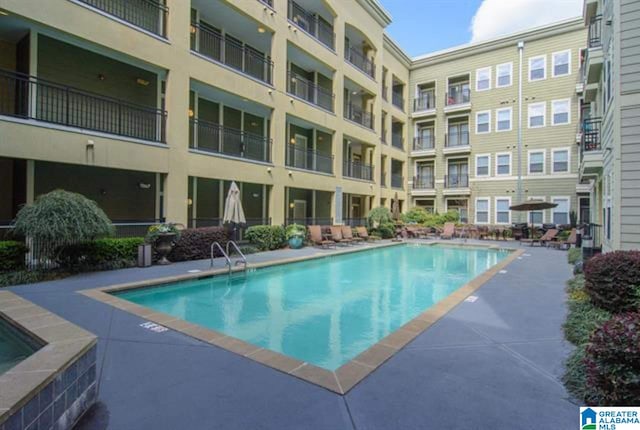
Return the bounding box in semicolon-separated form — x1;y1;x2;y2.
383;33;412;68
356;0;392;27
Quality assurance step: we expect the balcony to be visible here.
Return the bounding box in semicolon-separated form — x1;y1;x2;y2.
286;144;333;174
345;103;374;130
0;69;166;143
392;91;404;111
444;88;471;113
343;160;373;181
288;0;335;50
412;175;435;191
77;0;168;37
583;16;603;85
391;174;404;189
189;118;271;162
580;117;603;176
412;136;435;154
391;133;404;150
287;72;334;112
444;174;469;189
444;131;470;154
413;94;436;116
588;15;602;48
345;47;375;79
258;0;274;7
191;22;273;85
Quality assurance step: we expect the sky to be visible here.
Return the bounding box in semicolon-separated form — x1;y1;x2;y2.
380;0;584;58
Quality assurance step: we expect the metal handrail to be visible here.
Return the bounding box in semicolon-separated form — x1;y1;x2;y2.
211;241;231;272
226;240;248;270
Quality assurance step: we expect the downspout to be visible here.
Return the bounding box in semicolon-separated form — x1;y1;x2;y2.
517;41;525;221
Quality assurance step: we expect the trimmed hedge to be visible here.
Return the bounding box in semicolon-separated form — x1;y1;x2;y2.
584;251;640;313
585;312;640;405
169;227;230;262
0;241;28;272
245;225;286;251
57;237;144;269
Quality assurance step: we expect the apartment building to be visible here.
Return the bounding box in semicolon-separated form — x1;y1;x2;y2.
578;0;640;251
0;0;591;232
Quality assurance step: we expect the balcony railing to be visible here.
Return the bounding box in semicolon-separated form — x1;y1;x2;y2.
445;131;470;147
391;133;404;150
391;173;404;189
286;217;333;226
345;46;375;79
445;88;470;106
286;144;333;174
258;0;274;7
392;91;404;111
413;176;434;189
444;174;469;188
413;94;435;112
190;118;271;162
189;217;270;229
0;69;166;143
345;103;374;129
191;22;273;85
343;217;368;227
581;117;602;153
287;71;334;112
343;160;373;181
77;0;168;37
288;0;335;50
588;15;602;48
413;135;435;151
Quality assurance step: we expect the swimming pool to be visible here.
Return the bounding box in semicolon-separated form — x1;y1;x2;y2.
116;244;510;371
0;317;41;375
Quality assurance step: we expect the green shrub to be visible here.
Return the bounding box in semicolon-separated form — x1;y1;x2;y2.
568;247;582;265
563;345;602;404
169;227;230;261
285;224;306;240
585;312;640;405
238;245;259;255
0;270;59;288
245;225;286;251
584;251;640;313
0;241;28;272
564;275;612;345
367;207;393;227
57;237;144;269
145;223;182;244
370;222;395;239
402;207;430;224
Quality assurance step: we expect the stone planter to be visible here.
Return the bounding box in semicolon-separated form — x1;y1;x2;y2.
288;236;304;249
154;232;176;265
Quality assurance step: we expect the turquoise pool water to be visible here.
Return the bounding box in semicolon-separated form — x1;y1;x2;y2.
117;244;510;370
0;318;40;375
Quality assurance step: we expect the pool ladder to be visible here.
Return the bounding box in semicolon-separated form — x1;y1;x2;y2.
211;241;247;274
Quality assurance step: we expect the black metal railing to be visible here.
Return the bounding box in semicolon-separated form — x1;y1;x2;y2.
77;0;168;37
391;133;404;150
345;103;374;129
588;15;602;48
285;217;333;226
343;218;368;227
343;160;373;181
286;144;333;174
191;22;274;85
258;0;274;7
287;71;334;112
414;94;436;112
288;0;335;50
345;46;375;79
189;217;270;229
392;91;404;111
444;174;469;188
582;117;602;153
413;135;434;151
0;69;166;143
190;118;272;162
445;88;470;106
413;176;434;189
445;131;470;147
391;174;404;189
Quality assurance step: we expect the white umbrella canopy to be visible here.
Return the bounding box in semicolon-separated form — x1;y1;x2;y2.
223;182;246;225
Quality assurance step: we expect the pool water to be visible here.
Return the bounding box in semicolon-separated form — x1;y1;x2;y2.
117;244;510;370
0;318;40;375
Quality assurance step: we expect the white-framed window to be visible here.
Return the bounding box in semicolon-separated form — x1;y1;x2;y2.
495;107;512;132
552;50;571;77
496;62;512;87
552;197;570;225
476;67;491;91
475;198;490;224
476;110;491;134
475;154;490;177
528;150;545;174
552;148;570;173
496;152;511;176
551;99;570;125
529;55;546;81
527;196;545;225
495;197;511;224
528;102;546;128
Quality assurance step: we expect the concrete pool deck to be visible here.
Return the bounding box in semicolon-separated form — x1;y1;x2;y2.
4;240;579;429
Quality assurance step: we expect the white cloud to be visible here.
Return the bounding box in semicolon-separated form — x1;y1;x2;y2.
470;0;583;43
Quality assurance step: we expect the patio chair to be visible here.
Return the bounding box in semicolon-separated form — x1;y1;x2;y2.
440;222;455;240
342;226;363;243
355;226;380;242
523;229;558;246
330;226;352;246
308;225;335;248
549;228;577;250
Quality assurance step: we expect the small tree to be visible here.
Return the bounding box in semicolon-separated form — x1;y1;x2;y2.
367;206;392;228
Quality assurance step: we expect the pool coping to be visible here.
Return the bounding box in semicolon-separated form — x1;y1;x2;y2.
80;241;524;395
0;290;97;426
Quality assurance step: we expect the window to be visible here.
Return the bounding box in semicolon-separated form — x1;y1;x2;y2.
496;62;512;87
553;148;569;173
496;107;512;131
552;197;570;225
528;102;546;128
496;153;511;176
476;111;491;134
552;99;570;125
495;198;511;224
476;67;491;91
529;55;546;81
528;150;545;174
476;198;489;224
552;50;570;77
476;154;490;177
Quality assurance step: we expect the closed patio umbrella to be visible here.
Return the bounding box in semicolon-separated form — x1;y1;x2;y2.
223;182;246;241
509;200;557;237
392;192;400;221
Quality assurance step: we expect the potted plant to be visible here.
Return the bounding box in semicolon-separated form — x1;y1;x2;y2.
285;224;306;249
146;223;181;265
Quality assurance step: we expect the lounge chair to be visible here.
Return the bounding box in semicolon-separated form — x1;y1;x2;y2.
549;229;577;250
355;227;380;241
308;225;335;248
342;226;364;243
440;222;455;240
522;229;558;246
330;226;352;246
